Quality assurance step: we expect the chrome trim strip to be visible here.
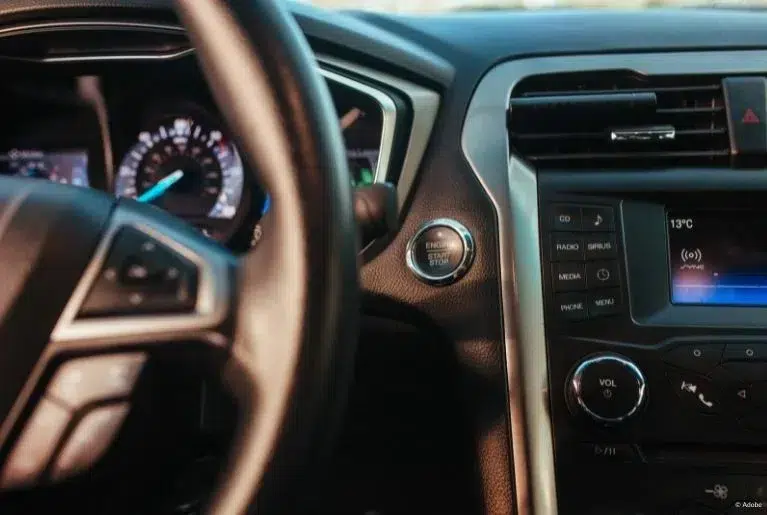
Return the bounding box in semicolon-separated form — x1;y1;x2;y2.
462;49;767;515
318;67;397;185
42;49;194;63
0;20;185;36
405;218;475;286
0;21;192;62
318;55;440;211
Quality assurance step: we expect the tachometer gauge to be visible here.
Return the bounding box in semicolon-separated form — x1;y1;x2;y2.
116;115;245;242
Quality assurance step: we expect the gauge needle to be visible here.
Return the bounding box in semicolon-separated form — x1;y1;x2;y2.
137;169;185;203
340;108;362;131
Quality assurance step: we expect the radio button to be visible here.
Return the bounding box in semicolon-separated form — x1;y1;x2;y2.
552;263;586;291
723;343;767;362
551;204;582;231
588;288;622;317
664;344;724;374
582;206;614;232
584;233;618;260
551;234;583;261
555;292;588;320
586;260;619;288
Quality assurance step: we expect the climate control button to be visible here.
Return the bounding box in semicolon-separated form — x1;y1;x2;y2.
569;354;646;423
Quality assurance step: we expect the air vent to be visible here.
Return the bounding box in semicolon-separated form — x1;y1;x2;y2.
509;71;730;168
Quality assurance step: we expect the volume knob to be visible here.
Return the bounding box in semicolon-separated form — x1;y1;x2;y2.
569;354;646;423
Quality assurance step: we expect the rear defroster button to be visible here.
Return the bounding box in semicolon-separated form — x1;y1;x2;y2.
406;219;475;286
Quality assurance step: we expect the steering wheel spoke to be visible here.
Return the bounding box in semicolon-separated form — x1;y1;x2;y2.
0;199;238;493
51;200;236;351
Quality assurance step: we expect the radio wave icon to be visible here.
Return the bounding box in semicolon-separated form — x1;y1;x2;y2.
681;248;703;263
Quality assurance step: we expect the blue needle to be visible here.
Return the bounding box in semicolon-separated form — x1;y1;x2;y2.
137;169;185;203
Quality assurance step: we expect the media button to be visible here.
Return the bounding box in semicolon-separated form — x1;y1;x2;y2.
586;260;619;288
582;206;614;232
552;263;586;291
551;205;582;231
551;234;583;261
584;233;617;260
588;288;622;317
555;292;587;320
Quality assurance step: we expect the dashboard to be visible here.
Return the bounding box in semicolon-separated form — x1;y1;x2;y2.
0;54;397;249
13;3;767;515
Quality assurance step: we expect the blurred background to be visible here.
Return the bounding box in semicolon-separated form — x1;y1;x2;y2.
298;0;755;11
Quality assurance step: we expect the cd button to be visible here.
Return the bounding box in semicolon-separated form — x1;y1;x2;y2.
663;344;724;374
586;260;619;288
582;206;615;232
551;205;582;231
723;343;767;362
552;263;586;291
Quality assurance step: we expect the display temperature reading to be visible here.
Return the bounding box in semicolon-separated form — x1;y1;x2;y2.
668;211;767;306
669;218;695;230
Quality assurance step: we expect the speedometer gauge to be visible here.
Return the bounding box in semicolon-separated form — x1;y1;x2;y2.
116;115;245;242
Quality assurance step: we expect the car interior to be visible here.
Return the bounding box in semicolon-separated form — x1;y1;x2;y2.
0;0;767;514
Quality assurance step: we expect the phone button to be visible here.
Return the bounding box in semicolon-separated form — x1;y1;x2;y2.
666;367;721;415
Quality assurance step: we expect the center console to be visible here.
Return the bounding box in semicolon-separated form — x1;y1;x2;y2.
541;172;767;514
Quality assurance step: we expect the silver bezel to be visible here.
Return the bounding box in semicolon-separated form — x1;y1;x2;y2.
405;218;475;286
570;355;646;424
318;67;397;185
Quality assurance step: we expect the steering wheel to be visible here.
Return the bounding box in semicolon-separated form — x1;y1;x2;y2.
0;0;358;513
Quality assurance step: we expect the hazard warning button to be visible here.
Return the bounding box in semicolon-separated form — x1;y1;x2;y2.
723;77;767;155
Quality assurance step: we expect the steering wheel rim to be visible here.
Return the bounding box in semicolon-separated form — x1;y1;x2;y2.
0;0;358;513
177;1;360;512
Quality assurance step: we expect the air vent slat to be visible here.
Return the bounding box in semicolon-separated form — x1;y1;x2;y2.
520;84;721;98
528;150;729;162
509;71;731;169
655;106;724;115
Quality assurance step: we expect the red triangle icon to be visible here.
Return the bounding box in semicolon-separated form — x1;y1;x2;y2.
743;108;761;124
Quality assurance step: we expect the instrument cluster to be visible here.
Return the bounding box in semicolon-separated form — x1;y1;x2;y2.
0;70;390;250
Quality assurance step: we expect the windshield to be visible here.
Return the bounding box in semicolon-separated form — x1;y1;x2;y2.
298;0;741;11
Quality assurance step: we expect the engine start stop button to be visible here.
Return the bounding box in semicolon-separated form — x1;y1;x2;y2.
406;218;475;286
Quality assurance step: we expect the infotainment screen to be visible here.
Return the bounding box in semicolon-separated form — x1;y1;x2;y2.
668;211;767;306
